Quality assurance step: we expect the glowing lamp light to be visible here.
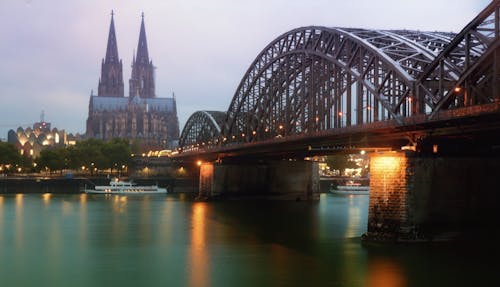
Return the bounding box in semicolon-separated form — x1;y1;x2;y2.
197;160;202;166
377;156;400;172
338;112;343;116
454;86;462;93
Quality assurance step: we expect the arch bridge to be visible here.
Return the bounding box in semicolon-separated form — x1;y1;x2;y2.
179;0;500;157
176;1;500;243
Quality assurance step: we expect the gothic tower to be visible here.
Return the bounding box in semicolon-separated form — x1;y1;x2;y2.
87;12;180;150
98;11;124;97
129;13;155;99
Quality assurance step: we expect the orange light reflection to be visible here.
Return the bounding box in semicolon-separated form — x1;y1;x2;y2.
188;203;209;287
42;193;51;206
368;257;406;287
15;194;24;250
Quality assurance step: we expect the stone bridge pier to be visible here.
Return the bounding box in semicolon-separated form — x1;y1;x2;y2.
198;160;320;201
364;150;500;243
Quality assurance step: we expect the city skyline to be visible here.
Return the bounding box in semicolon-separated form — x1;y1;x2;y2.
0;0;490;140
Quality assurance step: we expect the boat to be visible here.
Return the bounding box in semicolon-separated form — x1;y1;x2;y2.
85;178;167;194
330;180;369;195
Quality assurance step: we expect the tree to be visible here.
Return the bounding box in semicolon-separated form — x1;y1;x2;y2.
325;154;358;176
102;139;131;172
37;148;66;174
0;142;22;173
74;138;105;174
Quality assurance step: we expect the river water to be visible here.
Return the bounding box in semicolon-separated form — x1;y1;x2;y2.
0;192;497;286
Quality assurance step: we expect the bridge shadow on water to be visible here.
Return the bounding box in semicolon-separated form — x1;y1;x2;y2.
195;192;500;287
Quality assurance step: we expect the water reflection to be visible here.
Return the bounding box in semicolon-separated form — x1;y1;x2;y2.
140;195;152;243
79;193;87;204
158;199;175;245
345;195;365;238
79;193;88;248
189;202;209;287
368;257;406;287
0;193;485;287
62;199;73;215
112;195;128;213
15;194;24;250
42;193;51;206
0;196;3;246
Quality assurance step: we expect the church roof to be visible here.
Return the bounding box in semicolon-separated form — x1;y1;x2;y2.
90;96;175;112
90;96;128;111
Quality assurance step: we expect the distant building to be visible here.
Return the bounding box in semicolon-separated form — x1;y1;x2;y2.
7;119;72;158
86;13;179;151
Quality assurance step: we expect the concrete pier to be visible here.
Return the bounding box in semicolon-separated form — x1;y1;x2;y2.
197;160;320;200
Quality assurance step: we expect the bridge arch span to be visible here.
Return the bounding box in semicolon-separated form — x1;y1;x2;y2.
222;27;455;143
179;1;500;149
179;111;226;149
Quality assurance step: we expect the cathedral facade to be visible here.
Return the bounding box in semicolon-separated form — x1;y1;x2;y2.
86;13;179;151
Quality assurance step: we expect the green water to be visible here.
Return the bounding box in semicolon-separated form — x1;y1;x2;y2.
0;193;497;286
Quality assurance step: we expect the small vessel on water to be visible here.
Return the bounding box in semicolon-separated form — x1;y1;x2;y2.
330;180;369;195
85;178;167;194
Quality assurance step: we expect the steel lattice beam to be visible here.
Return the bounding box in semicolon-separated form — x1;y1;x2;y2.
221;26;454;144
178;111;226;150
179;0;500;150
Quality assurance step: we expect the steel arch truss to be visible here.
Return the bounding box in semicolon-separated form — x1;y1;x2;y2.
179;111;226;150
222;27;455;143
419;0;500;117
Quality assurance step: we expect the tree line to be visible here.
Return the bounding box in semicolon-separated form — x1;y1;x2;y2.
0;139;131;175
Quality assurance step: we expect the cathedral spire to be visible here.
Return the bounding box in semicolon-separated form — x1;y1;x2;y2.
105;10;119;64
129;13;155;99
136;12;149;64
98;11;124;97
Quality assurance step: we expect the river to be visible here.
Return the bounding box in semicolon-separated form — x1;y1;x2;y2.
0;192;497;286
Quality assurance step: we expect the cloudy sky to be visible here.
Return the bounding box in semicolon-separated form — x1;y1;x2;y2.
0;0;491;140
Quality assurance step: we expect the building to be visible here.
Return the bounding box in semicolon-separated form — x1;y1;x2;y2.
86;13;179;151
7;117;72;158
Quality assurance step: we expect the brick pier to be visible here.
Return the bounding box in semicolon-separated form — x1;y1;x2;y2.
364;150;500;242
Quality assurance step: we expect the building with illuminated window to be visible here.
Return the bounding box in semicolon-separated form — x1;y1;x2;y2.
85;13;179;151
7;119;73;158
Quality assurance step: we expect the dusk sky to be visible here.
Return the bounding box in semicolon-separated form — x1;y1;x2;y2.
0;0;491;140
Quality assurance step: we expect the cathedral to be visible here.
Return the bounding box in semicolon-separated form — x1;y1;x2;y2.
86;13;179;151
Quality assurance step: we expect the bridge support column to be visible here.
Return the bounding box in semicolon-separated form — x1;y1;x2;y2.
363;151;416;242
198;160;320;200
364;150;500;242
198;163;214;200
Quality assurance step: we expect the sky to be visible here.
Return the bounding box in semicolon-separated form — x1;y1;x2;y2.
0;0;491;140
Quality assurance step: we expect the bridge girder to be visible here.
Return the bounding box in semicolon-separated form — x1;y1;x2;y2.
418;0;500;117
178;111;226;150
179;0;500;149
221;27;457;144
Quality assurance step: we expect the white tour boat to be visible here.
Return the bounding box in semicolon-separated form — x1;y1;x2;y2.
85;178;167;194
330;180;369;195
